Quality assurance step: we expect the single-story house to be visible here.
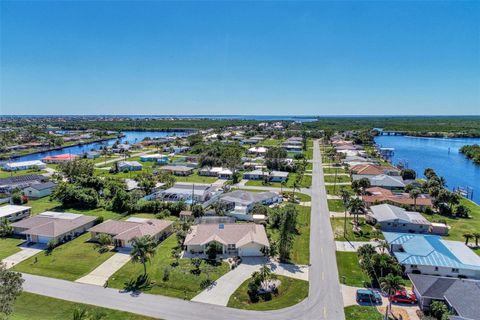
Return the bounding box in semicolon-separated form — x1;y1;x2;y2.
384;232;480;279
85;151;100;159
198;167;233;179
243;169;289;182
140;154;169;164
248;147;267;156
240;139;259;145
184;223;269;257
0;174;47;193
155;183;223;204
3;160;47;172
220;190;282;220
0;204;31;222
88;218;173;248
22;181;57;199
158;165;194;176
42;154;78;163
350;164;401;176
363;187;433;210
117;161;143;172
408;274;480;320
11;211;97;244
352;174;405;190
283;145;303;153
367;204;447;235
164;146;190;154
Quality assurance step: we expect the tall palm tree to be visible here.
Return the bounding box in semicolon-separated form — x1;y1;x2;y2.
130;235;157;276
340;188;352;238
463;233;474;246
473;232;480;247
409;188;422;211
376;241;389;254
347;198;365;223
380;274;404;320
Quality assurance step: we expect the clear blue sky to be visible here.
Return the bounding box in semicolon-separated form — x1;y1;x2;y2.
1;1;479;116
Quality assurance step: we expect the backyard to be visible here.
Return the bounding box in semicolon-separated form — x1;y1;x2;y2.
12;233;115;281
107;234;230;299
227;275;308;311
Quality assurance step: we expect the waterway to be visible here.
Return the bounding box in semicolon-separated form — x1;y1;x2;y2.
374;136;480;204
11;131;187;162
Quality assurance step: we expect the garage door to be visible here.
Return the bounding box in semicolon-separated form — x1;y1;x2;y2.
38;236;52;244
240;247;262;257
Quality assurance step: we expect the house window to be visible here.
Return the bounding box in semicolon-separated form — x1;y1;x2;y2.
227;244;236;250
452;268;459;273
411;265;417;269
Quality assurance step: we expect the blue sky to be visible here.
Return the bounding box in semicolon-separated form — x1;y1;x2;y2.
1;1;479;116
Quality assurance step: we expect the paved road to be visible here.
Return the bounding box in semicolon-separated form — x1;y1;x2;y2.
20;140;345;320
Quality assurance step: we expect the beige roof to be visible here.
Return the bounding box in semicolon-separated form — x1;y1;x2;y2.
184;223;269;248
12;212;96;237
88;218;173;242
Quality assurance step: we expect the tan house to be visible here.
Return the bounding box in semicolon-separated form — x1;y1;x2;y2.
88;218;173;248
11;211;96;244
362;187;433;210
184;223;269;257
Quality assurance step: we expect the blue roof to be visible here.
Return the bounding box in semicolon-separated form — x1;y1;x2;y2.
384;232;480;271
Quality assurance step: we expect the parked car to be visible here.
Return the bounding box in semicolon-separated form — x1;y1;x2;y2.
356;289;382;304
390;291;417;304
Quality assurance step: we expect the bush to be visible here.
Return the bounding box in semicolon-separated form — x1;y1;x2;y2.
247;281;260;303
162;267;170;282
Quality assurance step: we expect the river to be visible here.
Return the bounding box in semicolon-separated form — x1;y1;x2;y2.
374;135;480;204
11;131;187;162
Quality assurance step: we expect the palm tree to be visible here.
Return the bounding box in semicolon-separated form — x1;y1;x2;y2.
473;232;480;247
340;188;352;238
357;244;376;261
376;241;389;254
347;198;365;223
380;274;404;319
409;188;422;211
130;235;157;276
96;233;113;253
463;233;474;246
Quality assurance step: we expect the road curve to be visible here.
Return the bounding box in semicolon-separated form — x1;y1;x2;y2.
20;140;344;320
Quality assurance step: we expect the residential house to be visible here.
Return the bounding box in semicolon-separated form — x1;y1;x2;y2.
11;211;97;244
158;165;194;176
22;181;57;199
184;223;269;257
352;174;405;190
384;232;480;279
408;274;480;320
179;210;194;221
243;169;289;182
0;174;47;193
3;160;47;171
155;183;223;204
220;190;282;220
283;144;303;153
367;204;447;235
140;154;169;164
350;164;401;176
363;187;433;210
85;151;100;159
198;167;233;179
42;154;77;164
248;147;268;156
88;218;173;248
0;205;31;222
117;161;143;172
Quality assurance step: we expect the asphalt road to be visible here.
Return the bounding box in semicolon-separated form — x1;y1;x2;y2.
20;140;345;320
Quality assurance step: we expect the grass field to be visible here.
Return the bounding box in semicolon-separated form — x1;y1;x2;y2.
281;192;311;202
12;233;115;281
0;237;24;260
330;218;383;241
325;185;352;195
108;235;230;299
245;173;312;188
344;305;382;320
227;275;308;311
324;175;351;183
11;292;156;320
336;251;370;287
328;199;345;212
174;173;218;183
267;205;310;265
323;167;347;174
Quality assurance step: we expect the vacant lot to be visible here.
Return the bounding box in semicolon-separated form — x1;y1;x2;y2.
227;275;308;311
13;233;115;281
336;251;370;287
330;218;383;241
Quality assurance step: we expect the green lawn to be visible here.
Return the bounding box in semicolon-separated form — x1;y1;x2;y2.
326;184;352;195
305;149;313;160
227;275;308;311
323;167;347;174
328;199;345;212
423;198;480;242
174;173;218;184
281;192;311;202
0;237;24;260
12;233;115;281
330;217;383;241
11;292;156;320
108;235;230;299
336;251;370;287
245;173;312;188
324;175;351;183
258;139;283;147
267;205;310;265
0;169;47;179
26;197;122;220
344;305;382;320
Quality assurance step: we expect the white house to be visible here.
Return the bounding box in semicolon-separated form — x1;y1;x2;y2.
243;169;289;182
3;160;46;172
184;223;269;257
0;204;31;222
220;190;282;220
117;161;143;172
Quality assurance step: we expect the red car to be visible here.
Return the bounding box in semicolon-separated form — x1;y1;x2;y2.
390;291;417;304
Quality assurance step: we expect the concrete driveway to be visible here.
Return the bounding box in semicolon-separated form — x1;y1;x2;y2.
2;243;45;269
335;241;382;252
76;249;131;286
